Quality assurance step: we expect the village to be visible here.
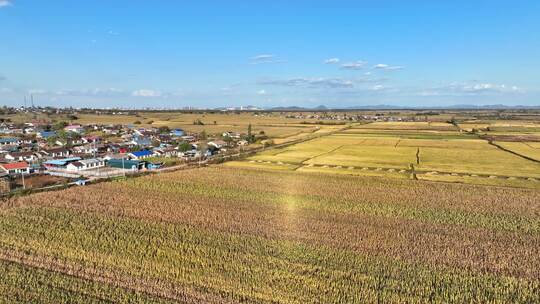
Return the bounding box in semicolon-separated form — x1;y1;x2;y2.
0;118;254;194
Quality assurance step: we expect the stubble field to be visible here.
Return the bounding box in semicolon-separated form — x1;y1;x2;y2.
0;167;539;303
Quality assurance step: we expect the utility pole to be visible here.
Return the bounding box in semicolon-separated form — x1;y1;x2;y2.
21;171;26;190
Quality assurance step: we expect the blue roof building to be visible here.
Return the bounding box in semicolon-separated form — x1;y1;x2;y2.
0;137;20;145
170;129;185;137
128;150;154;159
43;157;82;168
38;131;57;139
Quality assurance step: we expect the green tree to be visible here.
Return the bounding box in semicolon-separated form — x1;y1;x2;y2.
53;121;68;130
223;136;233;145
247;123;255;143
178;142;192;152
158;126;170;134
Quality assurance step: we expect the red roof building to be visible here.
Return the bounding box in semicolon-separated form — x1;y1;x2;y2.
0;161;30;174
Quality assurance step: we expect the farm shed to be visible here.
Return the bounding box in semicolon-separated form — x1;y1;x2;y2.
108;159;146;170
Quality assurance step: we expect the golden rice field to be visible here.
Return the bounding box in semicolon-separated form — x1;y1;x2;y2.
235;131;540;187
495;142;540;161
358;121;459;131
1;167;539;303
458;120;540;136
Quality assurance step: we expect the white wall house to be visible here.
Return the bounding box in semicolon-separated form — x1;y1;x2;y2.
66;158;105;171
0;162;30;175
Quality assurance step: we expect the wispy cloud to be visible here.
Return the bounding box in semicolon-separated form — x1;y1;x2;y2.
0;0;12;8
0;75;6;82
107;30;120;36
257;89;267;95
324;58;340;64
419;82;523;96
341;61;367;70
56;88;125;97
373;63;404;70
252;54;274;61
250;54;285;64
132;89;162;97
27;89;49;95
371;84;387;91
260;77;356;89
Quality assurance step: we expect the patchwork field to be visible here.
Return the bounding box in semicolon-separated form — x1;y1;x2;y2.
229;121;540;188
458;120;540;138
359;121;459;131
1;167;539;303
495;141;540;161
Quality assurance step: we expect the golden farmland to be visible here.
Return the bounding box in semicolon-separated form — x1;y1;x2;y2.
224;118;540;188
1;113;540;302
1;167;539;303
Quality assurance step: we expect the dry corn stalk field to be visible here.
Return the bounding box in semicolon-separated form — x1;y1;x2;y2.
0;166;539;303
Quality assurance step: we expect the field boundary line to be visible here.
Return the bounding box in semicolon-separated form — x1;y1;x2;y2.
524;142;540;149
300;145;347;165
487;141;540;163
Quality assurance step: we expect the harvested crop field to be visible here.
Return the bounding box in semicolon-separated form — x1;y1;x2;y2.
0;167;539;303
238;130;540;185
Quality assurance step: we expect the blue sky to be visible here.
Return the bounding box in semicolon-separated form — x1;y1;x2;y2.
0;1;539;108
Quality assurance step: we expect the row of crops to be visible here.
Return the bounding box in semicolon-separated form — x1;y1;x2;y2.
0;167;539;302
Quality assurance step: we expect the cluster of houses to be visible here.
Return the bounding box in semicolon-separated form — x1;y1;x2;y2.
283;112;420;122
0;121;249;184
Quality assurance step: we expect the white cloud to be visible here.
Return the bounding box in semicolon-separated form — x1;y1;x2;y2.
56;88;125;97
373;63;404;70
0;88;13;93
27;89;48;95
419;82;524;96
341;61;367;70
107;30;120;36
324;58;340;64
371;85;386;91
257;89;267;95
260;77;355;89
252;54;274;60
250;54;285;64
0;0;12;8
132;89;162;97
